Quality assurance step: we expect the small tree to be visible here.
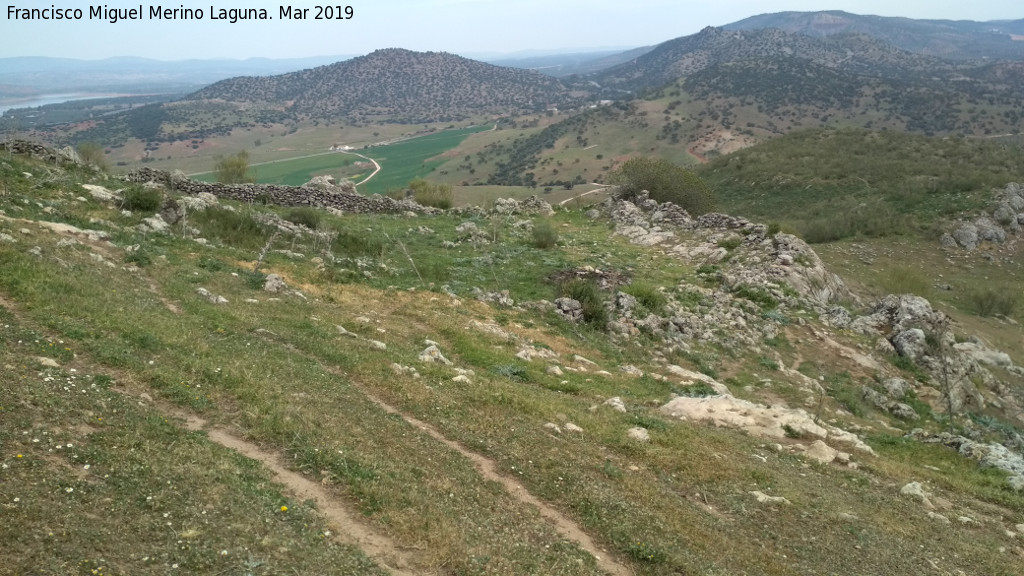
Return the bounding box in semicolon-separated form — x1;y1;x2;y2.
77;141;108;171
608;157;714;215
926;316;957;434
214;150;253;184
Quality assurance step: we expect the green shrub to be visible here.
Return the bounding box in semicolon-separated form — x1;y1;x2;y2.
491;364;529;381
559;278;608;327
672;382;718;398
214;150;253;184
121;187;162;212
966;287;1018;317
409;179;453;209
531;219;558;249
731;284;778;309
76;141;108;171
717;237;743;251
284;207;321;230
331;228;384;256
608;156;714;215
623;282;667;316
191;207;272;251
124;249;152;267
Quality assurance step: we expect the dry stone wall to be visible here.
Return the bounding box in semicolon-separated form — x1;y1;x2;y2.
120;167;438;215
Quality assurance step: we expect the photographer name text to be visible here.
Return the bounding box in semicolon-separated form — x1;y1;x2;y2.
7;5;355;24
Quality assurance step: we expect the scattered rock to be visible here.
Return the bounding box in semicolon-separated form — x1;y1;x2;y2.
195;288;228;305
627;427;651;442
546;365;564;376
900;482;934;508
264;274;288;293
803;440;839;464
882;377;911;399
573;355;598;366
390;363;421;379
34;357;60;368
927;512;951;525
661;394;875;454
750;491;790;505
564;423;584;434
80;184;121;202
452;374;472;384
619;365;644;377
952;223;978;250
544;422;562;434
604;397;627;413
554;298;583;323
138;214;170;234
418;344;453;366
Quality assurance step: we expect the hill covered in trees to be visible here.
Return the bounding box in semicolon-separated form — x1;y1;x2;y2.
724;10;1024;60
188;48;581;124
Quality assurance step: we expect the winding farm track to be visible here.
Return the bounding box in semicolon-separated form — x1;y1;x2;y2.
339;150;382;186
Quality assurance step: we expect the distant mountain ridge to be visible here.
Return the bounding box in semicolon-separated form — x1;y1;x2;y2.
723;10;1024;60
187;48;580;123
587;26;968;93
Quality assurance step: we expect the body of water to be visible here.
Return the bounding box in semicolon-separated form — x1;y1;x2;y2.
0;93;127;115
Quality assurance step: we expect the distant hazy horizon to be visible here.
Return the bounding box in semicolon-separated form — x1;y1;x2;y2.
1;1;1020;61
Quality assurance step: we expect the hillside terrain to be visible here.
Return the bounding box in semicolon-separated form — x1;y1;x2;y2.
2;142;1024;575
724;11;1024;60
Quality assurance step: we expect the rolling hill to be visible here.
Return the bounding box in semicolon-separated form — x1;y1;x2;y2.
187;48;581;123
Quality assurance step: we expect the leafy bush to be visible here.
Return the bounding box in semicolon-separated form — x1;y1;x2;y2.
121;187;162;212
284;207;321;230
214;150;253;184
76;141;107;171
608;157;714;215
531;219;558;249
966;287;1018;317
409;179;453;209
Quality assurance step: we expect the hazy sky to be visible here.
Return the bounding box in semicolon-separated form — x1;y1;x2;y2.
1;0;1020;60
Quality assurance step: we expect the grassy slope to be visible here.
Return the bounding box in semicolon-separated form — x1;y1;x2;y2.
1;152;1023;574
697;128;1024;242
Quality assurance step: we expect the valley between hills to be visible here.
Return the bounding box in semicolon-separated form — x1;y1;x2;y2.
2;9;1024;576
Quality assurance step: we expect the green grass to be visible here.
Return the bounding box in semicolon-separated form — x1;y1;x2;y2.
700;128;1024;243
2;149;1024;575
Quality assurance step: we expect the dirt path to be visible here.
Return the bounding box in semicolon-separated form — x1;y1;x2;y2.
339;150;382;187
362;392;634;576
559;184;614;207
182;415;424;576
257;333;633;575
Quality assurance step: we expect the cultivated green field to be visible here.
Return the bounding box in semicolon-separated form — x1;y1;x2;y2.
193;153;362;186
358;125;493;194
